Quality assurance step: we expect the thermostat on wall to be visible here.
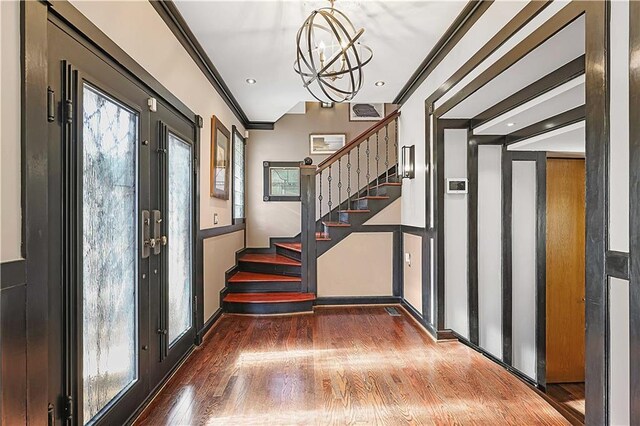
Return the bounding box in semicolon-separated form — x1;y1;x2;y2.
446;178;468;194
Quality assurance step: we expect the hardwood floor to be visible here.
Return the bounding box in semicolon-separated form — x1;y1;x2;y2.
546;383;585;424
134;306;569;425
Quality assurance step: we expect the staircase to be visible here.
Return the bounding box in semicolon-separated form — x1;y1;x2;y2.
223;110;401;314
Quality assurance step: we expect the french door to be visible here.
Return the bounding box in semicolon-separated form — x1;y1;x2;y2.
47;18;196;425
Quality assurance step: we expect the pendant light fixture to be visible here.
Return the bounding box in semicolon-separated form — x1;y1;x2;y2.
294;0;373;103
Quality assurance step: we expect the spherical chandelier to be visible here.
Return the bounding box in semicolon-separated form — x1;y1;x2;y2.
294;0;373;103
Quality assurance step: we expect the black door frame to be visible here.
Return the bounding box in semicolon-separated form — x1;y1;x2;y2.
22;1;201;423
423;2;610;423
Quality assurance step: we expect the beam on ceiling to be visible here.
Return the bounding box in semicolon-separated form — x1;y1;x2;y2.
504;105;585;145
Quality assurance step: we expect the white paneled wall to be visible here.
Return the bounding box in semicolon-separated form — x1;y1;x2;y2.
511;161;538;380
444;129;469;338
477;145;503;359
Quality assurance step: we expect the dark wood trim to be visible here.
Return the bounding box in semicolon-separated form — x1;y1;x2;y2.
467;136;479;345
314;296;402;306
434;2;585;117
583;2;609;424
629;1;640;422
605;251;630;281
393;0;493;105
21;2;50;424
198;223;246;240
471;55;585;128
535;152;547;389
48;0;196;123
148;0;274;130
393;230;403;298
300;165;317;294
399;302;437;339
197;308;223;343
501;146;513;366
0;259;27;290
505;106;585;146
401;225;427;236
194;115;204;344
423;1;551;110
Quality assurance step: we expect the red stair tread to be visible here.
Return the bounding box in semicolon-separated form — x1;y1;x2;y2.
238;253;301;266
274;242;302;252
323;221;351;227
371;182;402;188
316;232;331;241
338;209;370;213
229;271;301;283
224;292;315;304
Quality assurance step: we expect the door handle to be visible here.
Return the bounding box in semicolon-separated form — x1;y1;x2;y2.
151;210;162;255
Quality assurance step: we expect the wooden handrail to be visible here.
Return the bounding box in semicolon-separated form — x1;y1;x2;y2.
316;110;401;173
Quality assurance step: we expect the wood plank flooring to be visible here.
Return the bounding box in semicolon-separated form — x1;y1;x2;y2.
134;306;569;425
546;383;585;424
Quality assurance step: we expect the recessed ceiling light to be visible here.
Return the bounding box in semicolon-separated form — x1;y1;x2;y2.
507;122;516;127
246;78;257;84
374;80;385;87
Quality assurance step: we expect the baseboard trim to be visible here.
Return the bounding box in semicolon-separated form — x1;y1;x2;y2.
315;296;401;306
197;308;224;344
399;300;437;339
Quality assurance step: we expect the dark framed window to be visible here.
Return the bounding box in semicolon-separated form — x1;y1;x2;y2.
263;161;301;201
231;126;246;222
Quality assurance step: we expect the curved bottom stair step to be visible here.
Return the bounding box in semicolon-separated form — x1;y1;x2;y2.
223;292;315;314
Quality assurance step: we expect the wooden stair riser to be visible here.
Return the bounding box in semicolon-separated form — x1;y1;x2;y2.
224;299;314;314
275;245;301;262
227;281;302;293
238;261;301;277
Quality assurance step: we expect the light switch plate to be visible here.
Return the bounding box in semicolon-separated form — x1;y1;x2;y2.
214;213;219;225
405;252;411;266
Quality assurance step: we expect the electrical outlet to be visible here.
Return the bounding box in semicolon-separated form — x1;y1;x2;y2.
405;252;411;266
214;213;219;225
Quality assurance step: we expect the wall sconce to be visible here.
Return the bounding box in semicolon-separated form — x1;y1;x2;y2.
320;102;334;108
401;145;415;179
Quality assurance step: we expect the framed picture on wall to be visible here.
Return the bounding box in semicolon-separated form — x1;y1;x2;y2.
349;103;385;121
210;115;230;200
310;133;346;155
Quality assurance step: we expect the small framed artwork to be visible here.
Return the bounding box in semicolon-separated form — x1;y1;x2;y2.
349;103;385;121
310;133;346;155
210;115;231;200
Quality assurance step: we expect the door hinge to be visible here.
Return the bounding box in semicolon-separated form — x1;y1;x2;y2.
47;403;55;426
47;87;55;122
64;395;73;422
64;99;73;124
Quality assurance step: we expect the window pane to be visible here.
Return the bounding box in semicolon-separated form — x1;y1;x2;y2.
269;167;300;196
82;84;138;423
233;133;245;219
168;133;193;345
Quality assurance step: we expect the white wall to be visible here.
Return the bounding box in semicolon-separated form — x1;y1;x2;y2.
317;232;393;297
608;1;631;423
403;233;422;314
511;161;537;380
444;129;468;338
70;0;245;230
1;0;22;262
477;145;502;359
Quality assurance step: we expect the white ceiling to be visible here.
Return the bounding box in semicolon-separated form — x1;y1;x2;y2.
474;74;585;135
507;121;585;154
442;15;585;119
174;0;468;122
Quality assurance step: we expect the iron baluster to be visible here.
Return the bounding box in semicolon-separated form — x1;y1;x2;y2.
375;131;380;187
318;170;323;230
357;145;361;199
385;124;390;183
366;137;371;196
346;151;352;210
337;158;342;222
394;117;399;179
327;165;333;222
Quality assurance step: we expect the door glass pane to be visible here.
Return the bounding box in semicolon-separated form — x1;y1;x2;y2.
82;84;138;423
168;133;192;345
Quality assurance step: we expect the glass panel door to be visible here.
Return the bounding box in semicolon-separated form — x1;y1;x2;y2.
167;133;193;345
81;84;139;423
